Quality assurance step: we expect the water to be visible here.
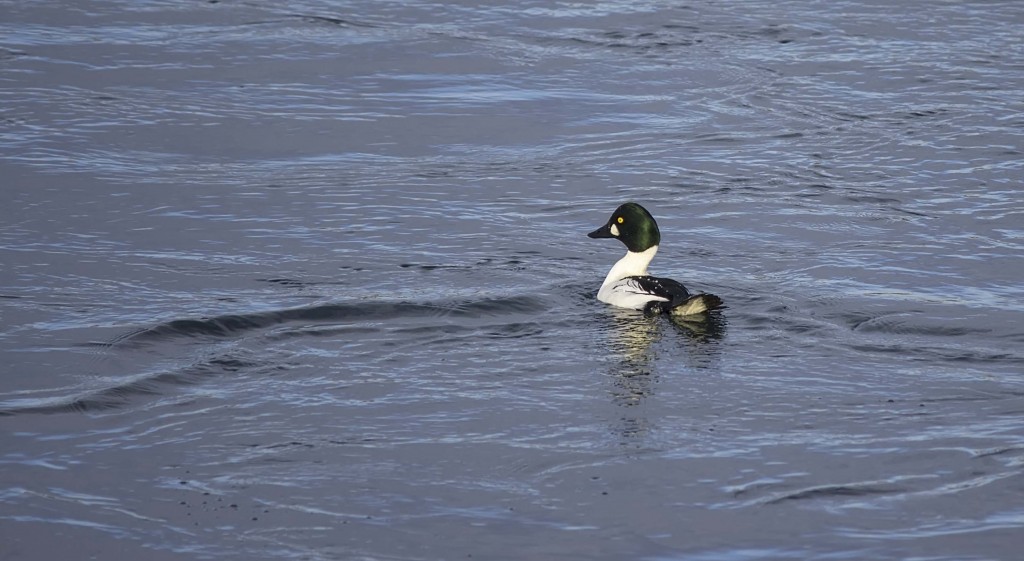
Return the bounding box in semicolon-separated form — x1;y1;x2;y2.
2;0;1023;559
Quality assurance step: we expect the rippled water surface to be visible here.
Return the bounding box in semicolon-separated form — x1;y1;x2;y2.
2;0;1023;559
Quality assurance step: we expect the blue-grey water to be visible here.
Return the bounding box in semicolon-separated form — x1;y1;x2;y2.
2;0;1023;559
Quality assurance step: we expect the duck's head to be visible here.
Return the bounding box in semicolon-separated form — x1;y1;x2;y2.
587;202;661;253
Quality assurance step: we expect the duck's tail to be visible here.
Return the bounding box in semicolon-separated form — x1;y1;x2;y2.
669;293;724;317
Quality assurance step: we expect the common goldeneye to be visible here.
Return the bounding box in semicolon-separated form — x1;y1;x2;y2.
588;202;723;317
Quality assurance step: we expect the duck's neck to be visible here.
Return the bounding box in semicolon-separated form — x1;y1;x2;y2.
601;245;658;287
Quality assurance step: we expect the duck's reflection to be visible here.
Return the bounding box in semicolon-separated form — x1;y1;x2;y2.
666;311;727;363
605;308;660;407
602;309;727;439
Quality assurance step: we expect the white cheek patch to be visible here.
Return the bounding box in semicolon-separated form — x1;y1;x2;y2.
610;223;620;237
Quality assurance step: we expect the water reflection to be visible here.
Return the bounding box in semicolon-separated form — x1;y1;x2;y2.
604;309;727;408
606;308;661;408
667;312;728;368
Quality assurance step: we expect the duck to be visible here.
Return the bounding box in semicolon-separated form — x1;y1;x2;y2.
588;202;723;317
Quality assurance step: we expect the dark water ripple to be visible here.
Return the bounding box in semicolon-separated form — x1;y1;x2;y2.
2;0;1024;559
0;294;552;416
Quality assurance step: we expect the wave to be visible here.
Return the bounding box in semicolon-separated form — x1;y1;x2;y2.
98;294;549;348
0;354;257;416
0;294;550;417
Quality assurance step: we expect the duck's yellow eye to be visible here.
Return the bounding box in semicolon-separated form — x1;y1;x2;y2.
616;216;624;224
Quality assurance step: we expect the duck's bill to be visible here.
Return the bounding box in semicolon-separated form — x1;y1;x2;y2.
587;224;614;238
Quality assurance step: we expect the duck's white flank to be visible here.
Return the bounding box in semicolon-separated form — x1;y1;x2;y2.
596;246;661;308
